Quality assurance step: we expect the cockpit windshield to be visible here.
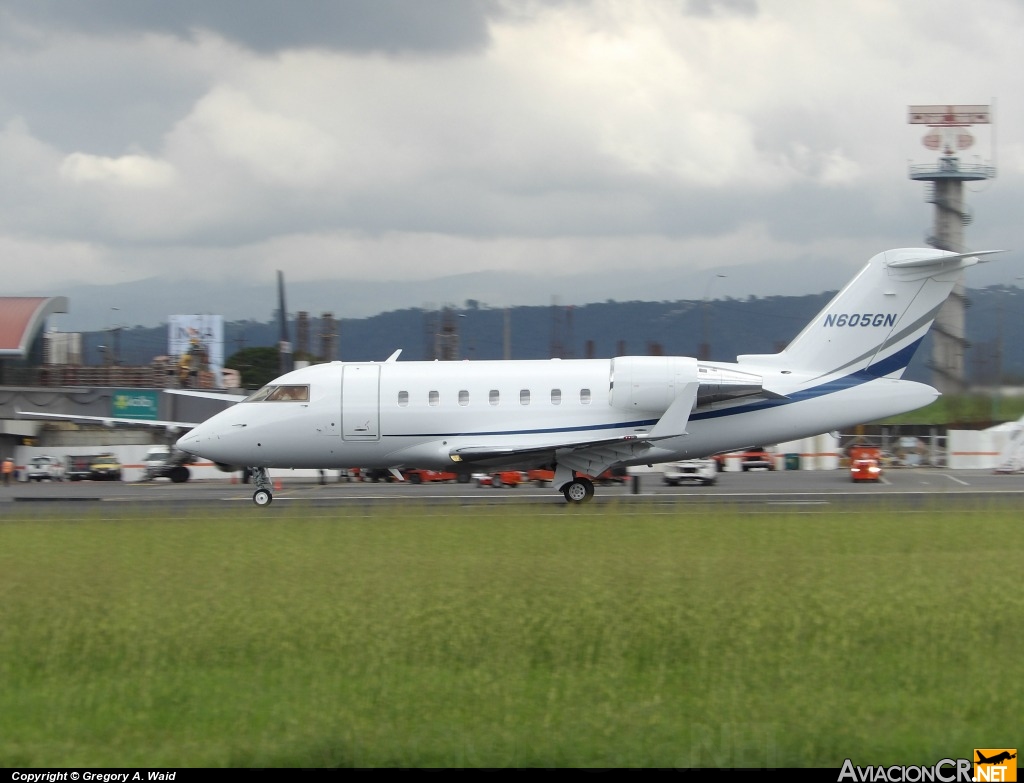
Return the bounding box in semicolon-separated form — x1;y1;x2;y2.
243;384;310;403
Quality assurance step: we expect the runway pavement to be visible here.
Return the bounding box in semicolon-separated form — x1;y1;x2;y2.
3;467;1023;513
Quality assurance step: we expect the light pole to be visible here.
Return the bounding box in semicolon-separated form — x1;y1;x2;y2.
106;307;120;366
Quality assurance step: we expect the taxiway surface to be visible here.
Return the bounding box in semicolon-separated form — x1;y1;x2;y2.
3;468;1022;514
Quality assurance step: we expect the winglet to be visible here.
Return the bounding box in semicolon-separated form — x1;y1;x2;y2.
649;383;699;439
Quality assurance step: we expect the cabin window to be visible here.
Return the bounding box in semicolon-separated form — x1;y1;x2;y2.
244;384;310;403
580;388;591;404
429;390;440;406
489;389;500;406
458;390;470;406
520;389;530;405
551;389;562;405
397;391;409;407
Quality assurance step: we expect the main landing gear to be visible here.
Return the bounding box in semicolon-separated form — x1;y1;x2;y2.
560;476;595;504
553;464;596;504
250;467;273;506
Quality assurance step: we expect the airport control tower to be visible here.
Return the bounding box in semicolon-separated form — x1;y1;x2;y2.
908;104;995;394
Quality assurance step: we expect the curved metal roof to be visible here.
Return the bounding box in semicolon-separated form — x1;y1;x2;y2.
0;297;70;359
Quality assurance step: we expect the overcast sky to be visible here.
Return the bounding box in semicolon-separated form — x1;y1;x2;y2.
2;0;1022;330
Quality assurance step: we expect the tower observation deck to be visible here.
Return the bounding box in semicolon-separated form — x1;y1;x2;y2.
907;105;996;395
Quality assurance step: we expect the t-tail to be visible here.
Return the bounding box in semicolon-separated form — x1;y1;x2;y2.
737;248;1004;381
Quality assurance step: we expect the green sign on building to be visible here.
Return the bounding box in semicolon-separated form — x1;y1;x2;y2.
112;390;160;421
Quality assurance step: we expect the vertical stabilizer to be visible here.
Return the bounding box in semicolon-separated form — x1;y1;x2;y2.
736;248;1002;379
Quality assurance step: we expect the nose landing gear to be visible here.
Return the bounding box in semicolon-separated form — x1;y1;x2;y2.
250;467;273;506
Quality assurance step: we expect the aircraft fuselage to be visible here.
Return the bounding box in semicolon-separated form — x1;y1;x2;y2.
178;356;937;471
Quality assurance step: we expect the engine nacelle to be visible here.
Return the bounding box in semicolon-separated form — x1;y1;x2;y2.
610;356;700;411
610;356;766;412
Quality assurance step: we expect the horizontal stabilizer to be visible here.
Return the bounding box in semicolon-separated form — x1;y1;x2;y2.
886;249;1004;268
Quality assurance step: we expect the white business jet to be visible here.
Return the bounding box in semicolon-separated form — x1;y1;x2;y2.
176;248;1002;506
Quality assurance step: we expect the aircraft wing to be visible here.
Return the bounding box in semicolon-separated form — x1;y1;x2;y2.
17;388;246;431
164;389;249;402
449;434;658;466
16;410;200;430
450;433;675;479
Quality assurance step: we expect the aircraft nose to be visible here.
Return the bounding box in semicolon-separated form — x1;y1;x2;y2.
175;411;247;463
175;428;203;457
176;418;224;458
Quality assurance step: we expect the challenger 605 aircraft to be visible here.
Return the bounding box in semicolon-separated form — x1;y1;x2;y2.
176;248;1002;506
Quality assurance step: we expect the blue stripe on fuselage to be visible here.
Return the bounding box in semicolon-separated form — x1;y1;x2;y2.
692;338;923;421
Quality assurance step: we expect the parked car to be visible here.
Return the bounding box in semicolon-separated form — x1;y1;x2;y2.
88;453;122;481
66;454;98;481
663;459;717;486
26;455;64;482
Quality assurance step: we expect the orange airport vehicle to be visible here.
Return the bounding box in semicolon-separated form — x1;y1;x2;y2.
476;470;524;487
848;445;882;483
404;469;460;484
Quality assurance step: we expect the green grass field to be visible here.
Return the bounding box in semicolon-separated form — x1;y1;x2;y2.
1;502;1020;768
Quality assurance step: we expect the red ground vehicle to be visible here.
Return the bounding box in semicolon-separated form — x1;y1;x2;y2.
526;469;554;485
712;448;776;471
404;469;460;484
526;468;626;486
476;470;524;487
848;446;882;483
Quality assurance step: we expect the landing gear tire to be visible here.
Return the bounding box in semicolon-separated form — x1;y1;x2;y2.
562;477;595;504
250;467;273;507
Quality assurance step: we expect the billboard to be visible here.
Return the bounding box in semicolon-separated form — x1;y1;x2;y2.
112;389;160;420
168;315;224;386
